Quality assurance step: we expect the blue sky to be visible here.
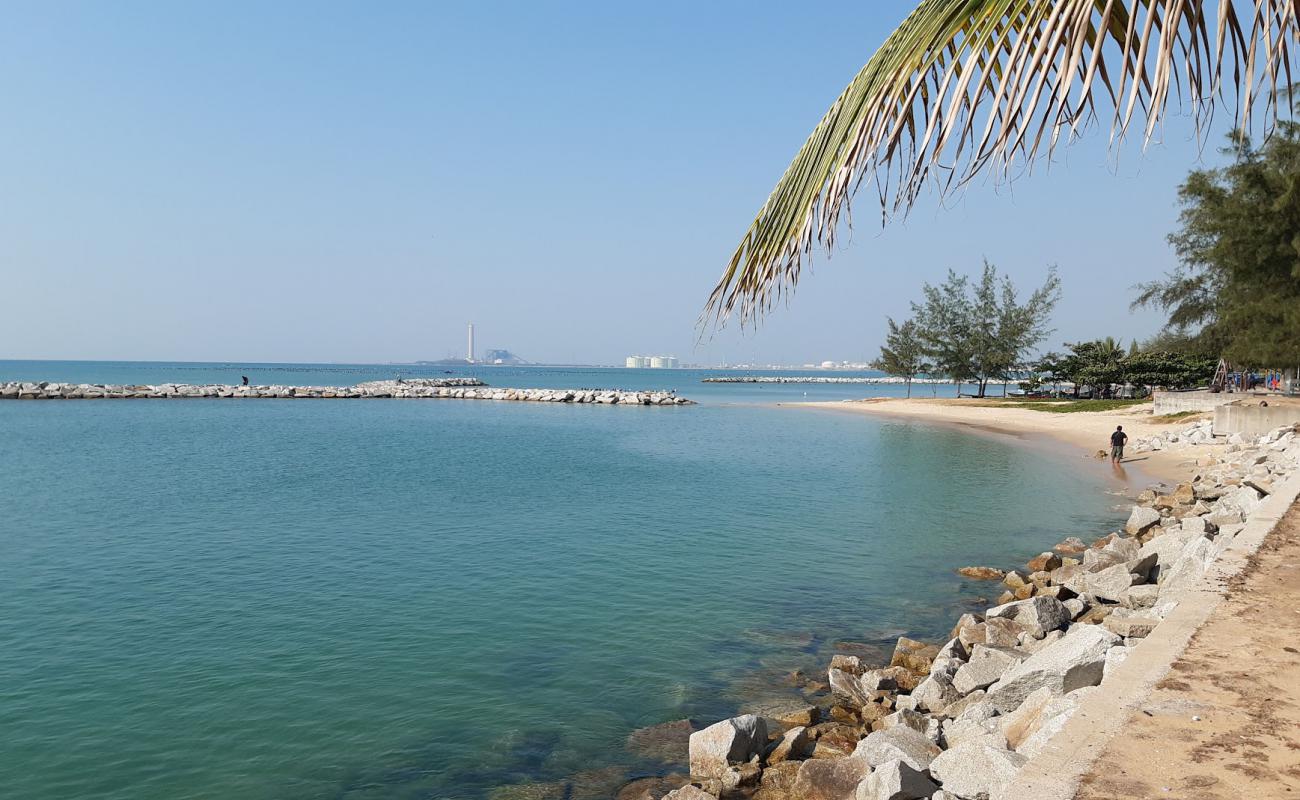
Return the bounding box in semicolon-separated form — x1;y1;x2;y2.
0;1;1237;365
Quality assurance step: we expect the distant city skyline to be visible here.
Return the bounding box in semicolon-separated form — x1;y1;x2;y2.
1;2;1220;366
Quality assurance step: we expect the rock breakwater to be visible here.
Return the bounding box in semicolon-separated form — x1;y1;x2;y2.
0;380;694;405
625;421;1299;800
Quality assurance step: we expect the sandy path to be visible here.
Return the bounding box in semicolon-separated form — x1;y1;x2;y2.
1073;499;1300;799
797;398;1201;483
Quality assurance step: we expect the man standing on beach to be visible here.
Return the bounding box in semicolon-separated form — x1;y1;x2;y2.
1110;425;1128;464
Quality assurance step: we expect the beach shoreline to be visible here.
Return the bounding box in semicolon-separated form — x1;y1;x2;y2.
647;404;1297;800
791;397;1201;485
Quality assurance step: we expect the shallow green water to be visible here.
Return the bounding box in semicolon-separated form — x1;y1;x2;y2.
0;365;1126;799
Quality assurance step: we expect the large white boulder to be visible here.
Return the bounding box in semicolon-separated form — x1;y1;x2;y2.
1221;485;1263;518
952;645;1027;695
911;670;961;714
1014;687;1101;758
984;596;1070;637
687;715;767;777
1065;562;1138;603
853;726;942;772
1139;528;1204;581
942;715;1005;750
1157;536;1215;597
986;625;1120;712
854;758;939;800
928;739;1027;800
1124;506;1161;535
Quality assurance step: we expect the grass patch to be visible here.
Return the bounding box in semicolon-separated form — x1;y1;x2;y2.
966;398;1150;413
1155;410;1205;423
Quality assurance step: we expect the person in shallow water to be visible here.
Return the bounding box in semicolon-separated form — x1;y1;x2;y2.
1110;425;1128;464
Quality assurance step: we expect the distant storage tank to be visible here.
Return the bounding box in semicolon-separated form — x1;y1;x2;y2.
649;356;668;369
665;356;678;368
625;356;642;368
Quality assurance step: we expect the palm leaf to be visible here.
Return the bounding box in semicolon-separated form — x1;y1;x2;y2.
705;0;1300;329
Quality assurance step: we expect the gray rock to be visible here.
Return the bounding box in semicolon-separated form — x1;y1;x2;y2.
1138;529;1203;581
1100;535;1142;561
1080;549;1128;573
688;715;767;778
952;645;1028;695
881;708;930;736
1222;485;1263;517
985;596;1070;637
855;758;939;800
910;671;961;714
1066;562;1138;603
949;695;996;725
986;625;1120;712
928;740;1027;800
1124;506;1161;535
1123;584;1160;609
1014;687;1100;758
852;726;942;772
942;715;1003;750
1016;629;1064;655
1206;507;1244;528
1157;536;1215;596
1102;615;1159;639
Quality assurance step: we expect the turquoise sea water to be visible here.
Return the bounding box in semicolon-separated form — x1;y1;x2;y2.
0;361;1128;799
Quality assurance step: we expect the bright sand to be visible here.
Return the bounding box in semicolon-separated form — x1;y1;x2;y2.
797;397;1204;484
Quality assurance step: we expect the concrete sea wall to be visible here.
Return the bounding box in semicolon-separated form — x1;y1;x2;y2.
1214;399;1300;437
1151;389;1236;415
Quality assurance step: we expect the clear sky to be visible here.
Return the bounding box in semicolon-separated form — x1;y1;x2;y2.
0;1;1239;365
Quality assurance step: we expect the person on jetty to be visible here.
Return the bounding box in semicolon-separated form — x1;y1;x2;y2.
241;375;249;386
1110;425;1128;464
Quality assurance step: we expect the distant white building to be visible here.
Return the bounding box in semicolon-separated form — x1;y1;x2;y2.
626;355;677;368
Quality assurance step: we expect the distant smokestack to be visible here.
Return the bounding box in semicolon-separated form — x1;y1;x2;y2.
467;323;475;362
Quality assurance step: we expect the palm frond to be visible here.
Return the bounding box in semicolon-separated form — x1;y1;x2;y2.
705;0;1300;329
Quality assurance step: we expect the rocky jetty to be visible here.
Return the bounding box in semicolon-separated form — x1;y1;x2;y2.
640;421;1299;800
0;380;694;405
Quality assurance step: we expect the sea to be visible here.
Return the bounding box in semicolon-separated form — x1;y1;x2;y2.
0;361;1132;799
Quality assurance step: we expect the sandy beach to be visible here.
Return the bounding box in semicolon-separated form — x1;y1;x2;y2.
796;397;1203;484
784;395;1300;799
